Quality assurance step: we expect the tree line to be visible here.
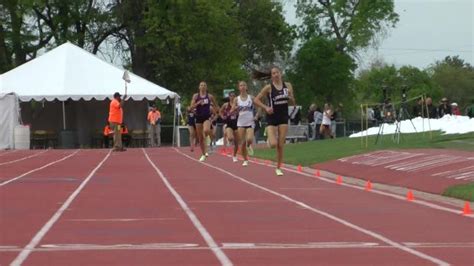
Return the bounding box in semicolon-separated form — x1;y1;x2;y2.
1;0;472;119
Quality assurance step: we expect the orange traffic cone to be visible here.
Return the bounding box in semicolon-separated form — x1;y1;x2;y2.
406;190;414;201
297;165;302;172
365;180;372;191
336;175;343;184
315;169;321;177
462;201;472;215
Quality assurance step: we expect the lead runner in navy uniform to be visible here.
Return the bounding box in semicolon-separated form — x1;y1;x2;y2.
254;66;295;176
190;81;220;162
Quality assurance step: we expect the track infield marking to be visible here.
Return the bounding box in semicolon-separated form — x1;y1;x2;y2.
175;148;450;266
9;150;111;266
143;148;233;266
0;150;80;187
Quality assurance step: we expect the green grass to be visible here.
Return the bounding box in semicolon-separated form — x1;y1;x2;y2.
254;131;474;166
442;183;474;202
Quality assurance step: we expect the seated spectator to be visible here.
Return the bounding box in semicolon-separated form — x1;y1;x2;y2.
424;97;438;118
103;122;113;148
438;97;452;117
451;103;461;116
121;123;131;147
412;97;424;117
289;106;301;125
313;107;323;140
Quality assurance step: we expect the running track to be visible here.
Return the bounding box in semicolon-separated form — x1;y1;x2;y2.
0;148;473;265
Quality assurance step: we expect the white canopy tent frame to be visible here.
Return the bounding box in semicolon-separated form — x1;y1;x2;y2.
0;42;180;147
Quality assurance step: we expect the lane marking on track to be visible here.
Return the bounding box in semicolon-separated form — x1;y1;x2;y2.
285;168;472;217
0;242;472;252
222;242;381;249
39;243;200;250
0;150;80;187
0;150;48;166
404;242;474;248
10;150;111;266
176;149;450;266
65;218;178;222
224;152;472;218
143;149;233;266
189;200;282;203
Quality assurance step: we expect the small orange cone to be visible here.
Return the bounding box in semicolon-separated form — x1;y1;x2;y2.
297;165;302;172
406;190;414;201
336;175;343;184
462;201;472;215
315;169;321;177
365;180;372;191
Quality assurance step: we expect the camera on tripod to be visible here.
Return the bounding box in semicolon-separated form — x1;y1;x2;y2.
381;85;396;123
401;85;408;103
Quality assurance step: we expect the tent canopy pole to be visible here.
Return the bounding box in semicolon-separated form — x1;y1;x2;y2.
62;101;66;130
172;97;177;147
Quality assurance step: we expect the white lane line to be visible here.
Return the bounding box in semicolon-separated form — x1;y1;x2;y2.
10;150;111;266
0;150;80;187
39;243;200;250
143;149;233;266
222;242;380;249
190;200;280;203
176;148;450;266
66;218;178;222
0;150;48;166
284;167;471;217
241;153;470;218
404;242;474;248
1;242;471;253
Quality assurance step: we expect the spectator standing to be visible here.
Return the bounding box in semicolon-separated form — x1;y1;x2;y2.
147;104;162;147
108;92;126;152
438;97;452;117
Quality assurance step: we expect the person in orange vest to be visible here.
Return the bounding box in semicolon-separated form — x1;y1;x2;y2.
121;123;131;147
108;92;126;151
103;122;113;148
147;104;162;147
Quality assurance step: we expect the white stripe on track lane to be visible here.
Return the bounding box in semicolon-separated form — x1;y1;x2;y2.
0;150;48;166
143;149;233;266
232;153;471;218
175;148;450;266
0;150;80;187
282;166;471;217
9;150;112;266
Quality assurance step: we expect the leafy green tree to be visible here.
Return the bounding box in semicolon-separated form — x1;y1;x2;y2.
0;0;122;73
430;56;474;108
354;62;441;106
114;0;294;100
237;0;295;69
296;0;399;52
288;37;355;111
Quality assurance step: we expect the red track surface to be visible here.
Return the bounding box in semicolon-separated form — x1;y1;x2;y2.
0;148;473;265
313;149;474;194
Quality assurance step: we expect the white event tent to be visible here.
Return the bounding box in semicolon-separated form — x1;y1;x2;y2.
0;42;179;148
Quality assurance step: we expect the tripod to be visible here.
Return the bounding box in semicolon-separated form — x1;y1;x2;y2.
375;103;396;145
393;100;417;144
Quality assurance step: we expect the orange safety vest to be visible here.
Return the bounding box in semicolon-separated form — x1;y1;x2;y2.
108;99;123;124
103;126;112;136
147;110;161;124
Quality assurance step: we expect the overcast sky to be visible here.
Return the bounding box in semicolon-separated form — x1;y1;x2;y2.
283;0;474;70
